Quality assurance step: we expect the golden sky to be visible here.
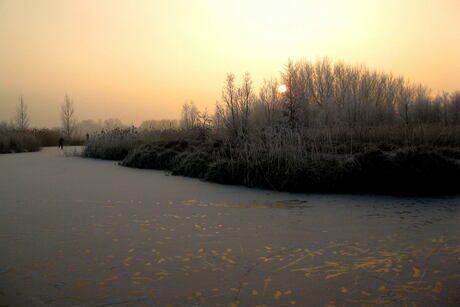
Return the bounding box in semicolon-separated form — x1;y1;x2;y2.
1;0;459;127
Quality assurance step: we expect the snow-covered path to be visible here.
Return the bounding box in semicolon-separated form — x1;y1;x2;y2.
1;148;459;306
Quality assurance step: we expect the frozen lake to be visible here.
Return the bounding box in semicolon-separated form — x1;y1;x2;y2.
1;148;459;306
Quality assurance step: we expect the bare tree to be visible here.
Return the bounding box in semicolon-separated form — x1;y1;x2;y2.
281;60;299;128
197;108;213;129
449;92;460;125
256;79;282;127
180;100;200;130
215;73;255;138
221;73;239;137
237;72;254;136
61;94;76;137
15;96;29;131
195;108;213;140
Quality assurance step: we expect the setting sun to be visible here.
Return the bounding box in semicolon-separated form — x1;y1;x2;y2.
278;84;287;93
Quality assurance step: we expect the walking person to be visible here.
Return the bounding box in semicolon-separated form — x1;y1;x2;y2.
58;137;64;150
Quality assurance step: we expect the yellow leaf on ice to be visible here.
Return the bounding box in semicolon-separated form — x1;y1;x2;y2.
273;290;282;299
432;281;443;294
412;267;423;278
105;275;119;281
131;277;153;281
74;281;87;287
221;255;236;264
325;272;345;280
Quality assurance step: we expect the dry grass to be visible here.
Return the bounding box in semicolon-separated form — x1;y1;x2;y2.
0;131;41;153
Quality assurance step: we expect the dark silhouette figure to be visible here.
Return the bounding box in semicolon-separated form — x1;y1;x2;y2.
86;133;89;141
58;137;64;150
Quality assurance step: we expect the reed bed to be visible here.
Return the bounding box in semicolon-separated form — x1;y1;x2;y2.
115;134;460;195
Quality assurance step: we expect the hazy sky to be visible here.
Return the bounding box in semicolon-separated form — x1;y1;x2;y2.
1;0;459;127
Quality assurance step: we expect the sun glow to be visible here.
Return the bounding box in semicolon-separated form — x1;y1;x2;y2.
278;84;287;93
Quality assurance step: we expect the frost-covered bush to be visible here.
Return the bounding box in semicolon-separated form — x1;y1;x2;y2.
0;131;41;153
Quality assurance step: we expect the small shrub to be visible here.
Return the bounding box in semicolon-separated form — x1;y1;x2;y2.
436;147;460;160
205;159;246;185
339;148;460;195
122;144;159;169
172;151;211;177
341;149;393;193
390;148;460;195
156;149;179;169
289;157;341;193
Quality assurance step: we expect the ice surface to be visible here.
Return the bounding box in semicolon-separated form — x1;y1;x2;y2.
1;148;459;306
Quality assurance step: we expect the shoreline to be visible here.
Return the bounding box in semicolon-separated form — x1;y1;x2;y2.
83;140;460;197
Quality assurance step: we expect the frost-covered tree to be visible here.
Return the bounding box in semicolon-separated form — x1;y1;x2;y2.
180;101;200;130
61;94;76;137
15;96;29;131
